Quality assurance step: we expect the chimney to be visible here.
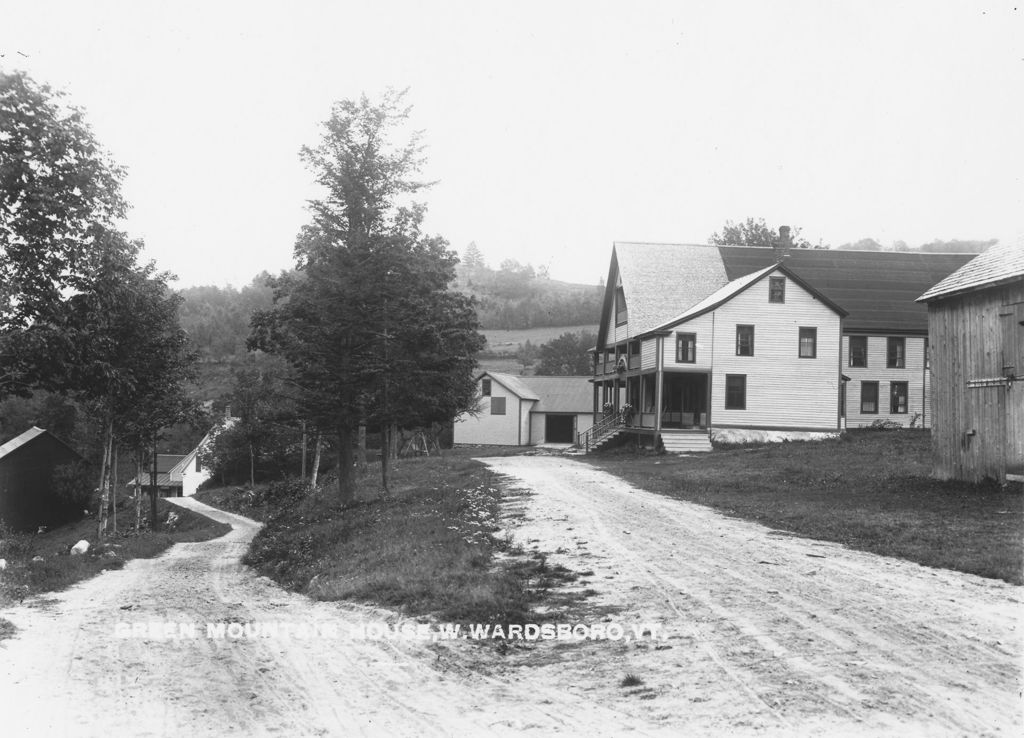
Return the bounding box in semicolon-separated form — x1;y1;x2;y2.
774;225;792;261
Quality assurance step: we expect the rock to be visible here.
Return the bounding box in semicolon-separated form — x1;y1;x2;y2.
32;555;45;563
0;558;7;570
166;511;180;526
70;539;90;556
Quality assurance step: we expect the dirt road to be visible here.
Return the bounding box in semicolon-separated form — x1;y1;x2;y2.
0;498;638;737
1;459;1021;736
478;455;1024;736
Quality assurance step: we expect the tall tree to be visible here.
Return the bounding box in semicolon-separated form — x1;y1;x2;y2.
41;231;197;536
709;218;811;249
536;331;598;375
251;90;483;500
0;71;126;337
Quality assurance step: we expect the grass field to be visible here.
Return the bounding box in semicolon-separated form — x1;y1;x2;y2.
587;430;1024;584
482;325;597;355
205;452;577;625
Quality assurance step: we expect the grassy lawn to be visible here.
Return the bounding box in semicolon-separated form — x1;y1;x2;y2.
586;430;1024;584
203;451;576;625
0;497;231;637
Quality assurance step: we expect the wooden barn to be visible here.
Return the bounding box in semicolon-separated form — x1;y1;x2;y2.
0;426;83;531
917;242;1024;483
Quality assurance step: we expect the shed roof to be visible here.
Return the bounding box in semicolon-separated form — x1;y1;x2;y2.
917;241;1024;302
718;247;974;334
0;426;79;461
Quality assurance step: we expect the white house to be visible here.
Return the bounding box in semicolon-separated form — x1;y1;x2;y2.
454;372;594;446
590;236;973;452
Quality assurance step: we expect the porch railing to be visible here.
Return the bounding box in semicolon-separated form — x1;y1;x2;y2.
575;411;629;453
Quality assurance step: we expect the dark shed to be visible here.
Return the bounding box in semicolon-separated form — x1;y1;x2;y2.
0;426;83;530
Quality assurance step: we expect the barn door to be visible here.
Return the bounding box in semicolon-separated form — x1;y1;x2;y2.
1001;303;1024;477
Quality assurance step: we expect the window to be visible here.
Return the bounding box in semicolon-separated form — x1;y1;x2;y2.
725;374;747;410
490;397;506;415
615;285;628;326
798;327;817;358
676;333;696;363
890;382;908;414
860;381;879;414
736;325;755;356
886;337;905;368
481;378;492;396
849;336;868;367
768;276;786;303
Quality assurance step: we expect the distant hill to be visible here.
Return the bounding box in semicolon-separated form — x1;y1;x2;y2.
454;260;603;330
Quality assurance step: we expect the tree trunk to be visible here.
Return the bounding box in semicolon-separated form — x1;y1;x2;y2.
357;423;367;473
150;436;159;531
111;443;118;534
96;419;113;539
336;425;355;503
134;450;143;532
248;442;256;489
311;434;323;487
380;424;390;495
301;420;308;480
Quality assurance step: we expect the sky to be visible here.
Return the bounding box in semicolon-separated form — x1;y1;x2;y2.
2;1;1022;288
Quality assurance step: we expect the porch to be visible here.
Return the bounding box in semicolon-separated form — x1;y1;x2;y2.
592;370;710;432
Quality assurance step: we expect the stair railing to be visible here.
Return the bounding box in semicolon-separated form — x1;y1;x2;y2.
575;410;628;453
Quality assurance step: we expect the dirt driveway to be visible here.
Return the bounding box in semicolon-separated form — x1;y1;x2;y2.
1;458;1021;736
478;455;1024;736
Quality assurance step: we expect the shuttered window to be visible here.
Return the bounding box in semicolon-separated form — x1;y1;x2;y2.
490;397;506;415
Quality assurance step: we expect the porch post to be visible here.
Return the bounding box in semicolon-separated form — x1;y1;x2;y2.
654;337;664;437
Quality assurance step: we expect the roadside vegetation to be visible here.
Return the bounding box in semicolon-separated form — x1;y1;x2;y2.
587;429;1023;584
201;451;578;625
0;498;230;620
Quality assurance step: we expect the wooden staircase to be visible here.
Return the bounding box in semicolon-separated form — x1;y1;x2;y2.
660;430;712;454
575;413;626;454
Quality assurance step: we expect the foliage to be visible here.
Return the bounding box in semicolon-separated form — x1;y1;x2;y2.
535;330;597;375
251;90;485;499
709;217;812;249
177;275;276;361
50;460;95;513
455;257;603;330
919;239;996;254
836;238;884;251
0;71;127;343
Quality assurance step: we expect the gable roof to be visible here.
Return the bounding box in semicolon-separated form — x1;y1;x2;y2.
718;247;974;334
478;372;592;412
917;241;1024;302
643;263;847;336
597;242;729;347
479;372;540;401
126;454;186;487
0;427;79;461
520;376;593;412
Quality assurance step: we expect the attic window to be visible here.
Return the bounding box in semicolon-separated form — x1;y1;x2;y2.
768;276;786;303
482;378;491;396
615;286;628;326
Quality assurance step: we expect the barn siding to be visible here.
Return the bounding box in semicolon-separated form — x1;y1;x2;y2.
928;281;1024;482
843;336;928;428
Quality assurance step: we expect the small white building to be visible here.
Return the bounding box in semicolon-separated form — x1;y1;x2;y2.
454;372;594;446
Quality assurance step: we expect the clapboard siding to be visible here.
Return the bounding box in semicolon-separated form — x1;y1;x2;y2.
843;336;928;428
710;274;841;430
662;313;715;369
928;281;1024;482
452;382;525;445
